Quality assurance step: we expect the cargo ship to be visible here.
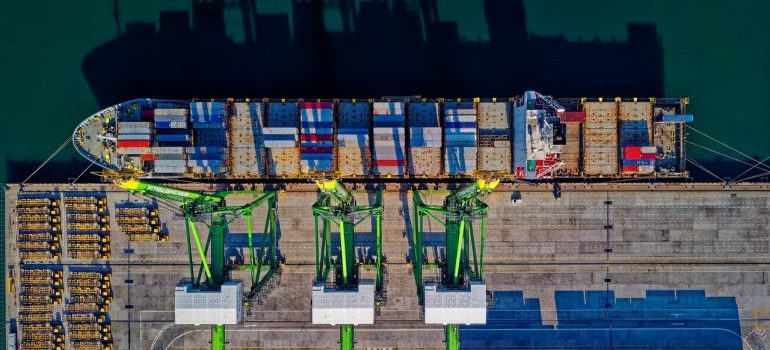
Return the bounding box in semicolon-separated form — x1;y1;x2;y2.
72;91;692;181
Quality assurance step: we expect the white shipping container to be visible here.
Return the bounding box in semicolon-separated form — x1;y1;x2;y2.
337;139;369;148
641;146;657;153
154;166;187;173
372;127;406;135
444;108;477;116
373;102;403;115
152;147;185;154
444;114;478;122
263;140;297;148
154;108;189;116
262;127;298;135
117;134;152;141
116;147;152;154
118;121;151;129
117;127;151;134
155;160;187;167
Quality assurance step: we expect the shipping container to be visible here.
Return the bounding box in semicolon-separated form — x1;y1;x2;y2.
154;108;188;116
117;134;152;141
660;114;694;123
156;134;191;142
267;148;300;176
153;114;187;122
152;147;185;154
266;102;298;127
190;101;226;123
118;122;151;129
117;140;150;148
338;147;370;176
582;101;618;175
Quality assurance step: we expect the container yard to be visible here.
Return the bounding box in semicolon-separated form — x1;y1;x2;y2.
3;181;769;349
72;92;691;181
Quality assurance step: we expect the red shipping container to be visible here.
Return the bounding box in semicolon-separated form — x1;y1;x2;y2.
301;102;334;110
515;166;525;179
560;111;586;122
117;140;150;148
139;153;156;161
300;134;334;142
641;153;656;160
374;160;404;166
301;146;333;154
140;110;154;119
622;165;639;172
624;147;642;159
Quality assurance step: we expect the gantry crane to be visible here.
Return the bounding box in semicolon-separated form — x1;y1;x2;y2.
411;179;499;350
311;179;384;350
115;179;280;350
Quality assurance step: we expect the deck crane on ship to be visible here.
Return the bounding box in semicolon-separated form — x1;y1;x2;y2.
310;179;384;350
114;178;281;350
411;178;499;350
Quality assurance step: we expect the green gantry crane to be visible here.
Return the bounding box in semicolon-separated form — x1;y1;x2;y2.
116;178;280;350
411;179;499;350
311;179;384;349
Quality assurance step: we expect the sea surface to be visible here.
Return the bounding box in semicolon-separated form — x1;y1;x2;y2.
0;0;767;183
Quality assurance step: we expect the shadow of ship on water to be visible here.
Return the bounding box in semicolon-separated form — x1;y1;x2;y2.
82;0;664;104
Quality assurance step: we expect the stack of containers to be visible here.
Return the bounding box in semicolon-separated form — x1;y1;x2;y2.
476;101;511;173
443;101;477;175
558;111;586;175
188;102;227;175
299;102;335;173
115;120;152;170
619;101;654;175
264;102;300;176
230;102;265;176
372;101;406;175
151;106;189;174
337;101;371;176
582;101;618;175
407;101;442;176
622;146;657;174
116;122;152;146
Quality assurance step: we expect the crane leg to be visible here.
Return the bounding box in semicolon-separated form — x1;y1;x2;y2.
445;324;460;350
211;324;225;350
340;324;354;350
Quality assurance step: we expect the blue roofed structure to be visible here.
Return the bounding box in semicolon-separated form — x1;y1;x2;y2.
461;289;742;349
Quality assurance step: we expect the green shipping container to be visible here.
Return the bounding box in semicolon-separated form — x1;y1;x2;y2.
527;159;536;171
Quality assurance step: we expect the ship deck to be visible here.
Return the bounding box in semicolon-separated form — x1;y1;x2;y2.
4;182;769;349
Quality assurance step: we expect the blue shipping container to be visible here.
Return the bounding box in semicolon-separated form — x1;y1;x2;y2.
444;122;477;129
263;134;297;141
300;153;334;161
156;134;190;142
300;141;334;148
300;121;333;129
338;128;369;135
478;128;510;136
660;114;694;123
